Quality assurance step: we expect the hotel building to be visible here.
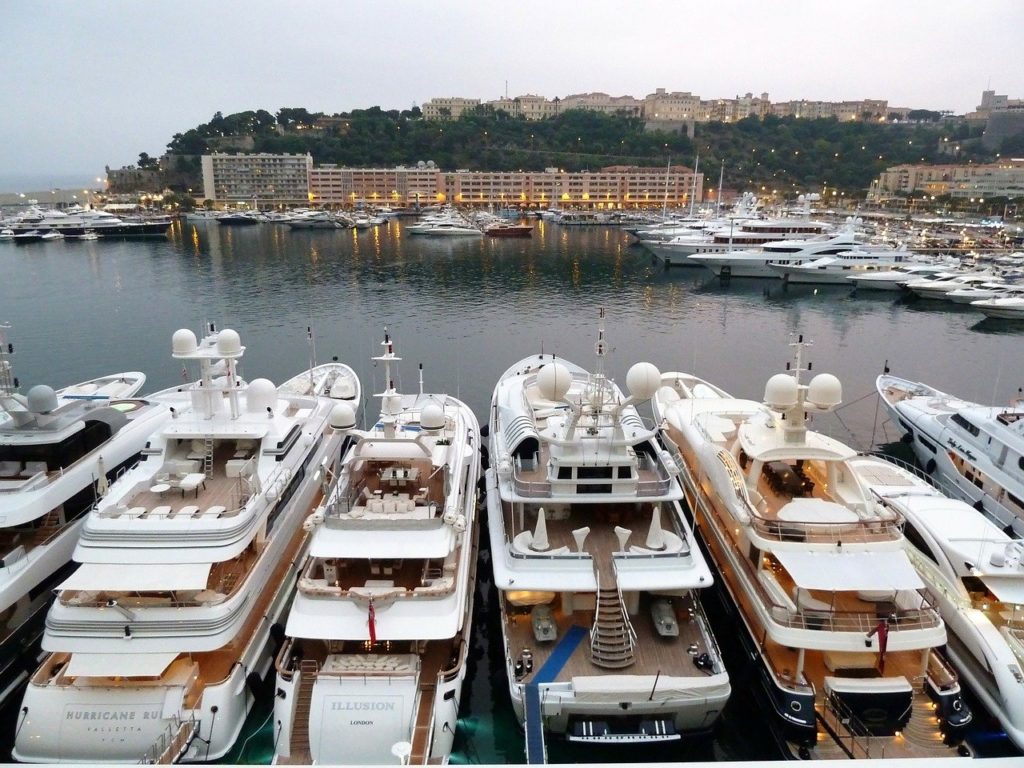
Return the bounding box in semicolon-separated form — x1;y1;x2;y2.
868;159;1024;201
201;152;312;206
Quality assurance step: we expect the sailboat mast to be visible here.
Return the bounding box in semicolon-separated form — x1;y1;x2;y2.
688;155;700;217
662;158;671;221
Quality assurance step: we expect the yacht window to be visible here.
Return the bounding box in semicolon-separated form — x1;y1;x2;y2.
617;466;632;479
578;467;613;480
902;521;938;564
557;467;572;480
1007;492;1024;512
951;413;980;437
917;434;937;453
1019;457;1024;472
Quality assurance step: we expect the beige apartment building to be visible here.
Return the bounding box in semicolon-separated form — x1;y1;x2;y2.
868;159;1024;201
308;165;702;209
201;152;312;205
421;97;482;120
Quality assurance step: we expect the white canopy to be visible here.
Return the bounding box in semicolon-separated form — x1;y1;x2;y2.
67;652;178;678
59;562;212;592
310;526;452;559
982;576;1024;605
775;550;924;592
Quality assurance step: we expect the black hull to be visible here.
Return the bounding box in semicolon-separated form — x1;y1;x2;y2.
10;223;169;238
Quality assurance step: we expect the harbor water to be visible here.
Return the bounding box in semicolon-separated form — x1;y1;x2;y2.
1;219;1022;762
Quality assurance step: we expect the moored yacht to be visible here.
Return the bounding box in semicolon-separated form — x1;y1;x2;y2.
972;295;1024;319
486;312;729;757
273;331;480;765
877;374;1024;536
654;340;971;759
850;454;1024;751
0;326;160;705
769;247;931;285
687;218;865;278
13;326;347;764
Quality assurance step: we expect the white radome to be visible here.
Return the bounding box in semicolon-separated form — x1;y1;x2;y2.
172;328;198;356
537;362;571;402
216;328;242;356
246;378;277;413
420;402;446;431
808;373;842;408
330;402;356;430
626;362;662;401
764;373;798;408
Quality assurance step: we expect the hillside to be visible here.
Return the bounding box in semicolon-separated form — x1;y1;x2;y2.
155;107;993;197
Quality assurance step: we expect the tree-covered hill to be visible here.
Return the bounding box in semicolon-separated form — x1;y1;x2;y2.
159;106;993;196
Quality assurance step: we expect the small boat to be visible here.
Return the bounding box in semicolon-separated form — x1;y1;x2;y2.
485;222;533;238
12;230;43;244
70;231;98;242
0;229;14;241
972;295;1024;319
40;231;64;241
216;211;262;225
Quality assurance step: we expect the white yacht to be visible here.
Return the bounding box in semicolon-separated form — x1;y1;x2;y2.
653;340;971;759
905;271;1003;300
686;218;865;278
286;210;348;229
848;262;962;292
273;331;480;765
972;295;1024;320
0;326;160;706
850;454;1024;751
768;247;930;285
13;326;348;764
486;313;729;757
9;207;169;238
877;374;1024;536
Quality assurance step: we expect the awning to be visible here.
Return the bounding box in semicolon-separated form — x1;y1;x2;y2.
775;550;924;592
982;576;1024;605
59;562;212;592
66;652;179;678
310;526;452;560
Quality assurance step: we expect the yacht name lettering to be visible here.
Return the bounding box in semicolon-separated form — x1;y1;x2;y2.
66;709;161;721
330;701;395;711
945;437;976;461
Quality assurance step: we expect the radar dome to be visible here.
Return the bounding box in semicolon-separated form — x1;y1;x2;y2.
172;328;198;356
216;328;242;356
764;374;798;408
808;373;842;408
420;402;446;431
27;385;58;414
246;378;277;413
329;402;356;430
626;362;662;401
537;362;571;402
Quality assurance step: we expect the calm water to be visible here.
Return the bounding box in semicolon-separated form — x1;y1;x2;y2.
1;220;1022;763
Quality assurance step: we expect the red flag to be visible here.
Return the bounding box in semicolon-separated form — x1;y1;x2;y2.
368;600;376;644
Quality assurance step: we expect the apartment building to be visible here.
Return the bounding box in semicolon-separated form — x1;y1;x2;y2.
200;152;312;205
423;88;895;124
421;97;482;121
305;165;702;209
309;164;441;207
868;159;1024;201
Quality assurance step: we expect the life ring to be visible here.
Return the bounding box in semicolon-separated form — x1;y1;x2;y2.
925;458;937;474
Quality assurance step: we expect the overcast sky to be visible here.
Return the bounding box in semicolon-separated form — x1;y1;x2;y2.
2;0;1022;182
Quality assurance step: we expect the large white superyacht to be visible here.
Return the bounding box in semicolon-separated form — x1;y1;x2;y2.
653;339;971;759
877;374;1024;537
273;331;480;765
0;325;163;706
849;453;1024;751
13;326;348;763
486;313;729;758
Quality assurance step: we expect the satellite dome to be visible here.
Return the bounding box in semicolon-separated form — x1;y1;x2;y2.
172;328;198;356
808;373;842;408
537;362;571;402
216;328;242;356
420;402;446;431
330;402;356;430
626;362;661;401
764;374;798;408
26;385;58;414
246;378;277;412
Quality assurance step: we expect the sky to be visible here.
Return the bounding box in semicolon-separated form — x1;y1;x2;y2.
2;0;1022;187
